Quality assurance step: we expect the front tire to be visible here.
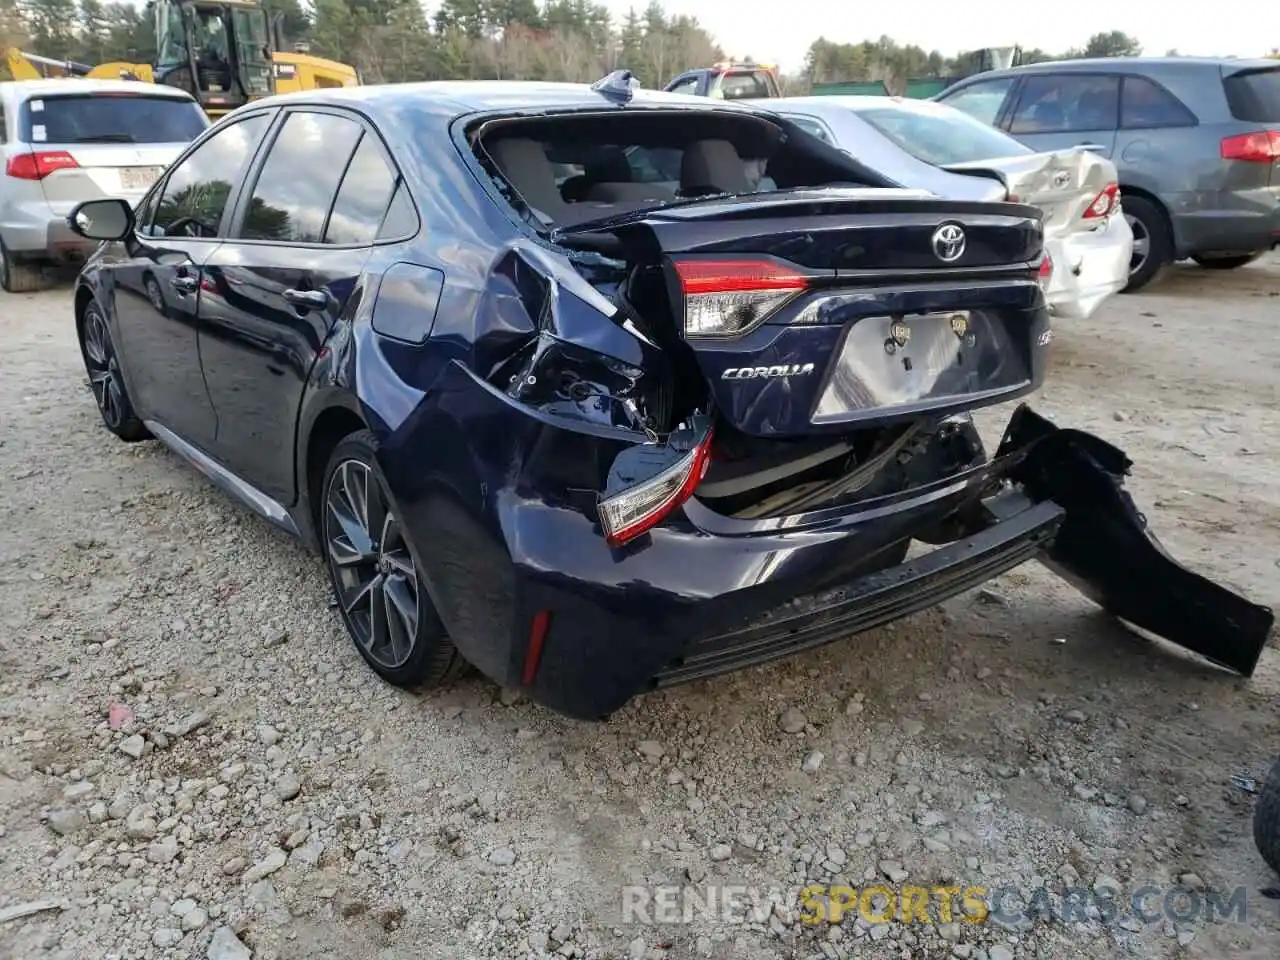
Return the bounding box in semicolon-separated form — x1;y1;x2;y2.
77;298;150;442
320;430;462;688
1192;253;1261;270
1254;755;1280;876
1120;195;1171;293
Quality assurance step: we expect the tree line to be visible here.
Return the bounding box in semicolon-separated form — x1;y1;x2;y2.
0;1;1219;92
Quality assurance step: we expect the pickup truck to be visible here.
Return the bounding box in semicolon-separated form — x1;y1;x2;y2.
663;62;781;99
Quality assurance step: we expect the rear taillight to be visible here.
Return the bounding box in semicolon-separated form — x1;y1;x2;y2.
1220;130;1280;163
672;258;809;337
598;423;716;547
1038;252;1053;292
1083;182;1119;220
5;150;79;180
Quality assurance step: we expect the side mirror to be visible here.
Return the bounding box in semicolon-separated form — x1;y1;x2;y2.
67;198;135;242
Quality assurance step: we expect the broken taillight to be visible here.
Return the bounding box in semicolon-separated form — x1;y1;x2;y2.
5;150;78;180
1082;182;1119;219
1220;130;1280;163
672;258;809;337
598;424;716;547
1037;252;1053;293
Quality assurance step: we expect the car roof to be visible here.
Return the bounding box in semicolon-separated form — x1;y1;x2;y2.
969;56;1280;78
234;80;758;121
0;78;198;102
763;95;963;114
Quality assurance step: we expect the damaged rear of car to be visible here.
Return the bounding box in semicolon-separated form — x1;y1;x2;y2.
347;81;1272;719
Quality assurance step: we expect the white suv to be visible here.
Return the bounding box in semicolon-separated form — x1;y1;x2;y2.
1;79;208;292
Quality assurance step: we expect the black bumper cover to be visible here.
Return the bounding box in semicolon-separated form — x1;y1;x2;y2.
651;404;1274;696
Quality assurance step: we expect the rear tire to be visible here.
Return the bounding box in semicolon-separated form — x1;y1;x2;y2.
320;430;464;689
1254;755;1280;876
1120;195;1171;293
1192;253;1261;270
0;239;47;294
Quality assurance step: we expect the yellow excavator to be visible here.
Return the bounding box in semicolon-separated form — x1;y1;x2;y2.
4;0;358;120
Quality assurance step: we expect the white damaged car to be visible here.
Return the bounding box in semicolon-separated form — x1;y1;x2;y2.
753;95;1132;321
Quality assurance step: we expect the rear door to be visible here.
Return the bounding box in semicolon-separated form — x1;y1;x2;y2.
1003;73;1120;158
198;107;405;503
17;90;208;215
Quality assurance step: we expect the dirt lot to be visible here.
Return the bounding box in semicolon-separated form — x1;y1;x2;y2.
1;256;1279;960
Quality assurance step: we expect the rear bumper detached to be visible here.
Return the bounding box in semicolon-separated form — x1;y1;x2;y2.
430;405;1274;721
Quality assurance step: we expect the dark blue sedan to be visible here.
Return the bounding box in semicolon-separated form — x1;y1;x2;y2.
65;74;1272;719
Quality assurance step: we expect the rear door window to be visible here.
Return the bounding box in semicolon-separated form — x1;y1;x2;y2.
937;77;1017;126
237;110;362;243
1223;67;1280;122
324;133;404;245
1120;76;1196;128
20;94;207;144
1009;75;1120;134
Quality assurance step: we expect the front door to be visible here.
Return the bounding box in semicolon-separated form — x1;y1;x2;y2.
110;110;273;445
1002;72;1120;159
198;107;402;504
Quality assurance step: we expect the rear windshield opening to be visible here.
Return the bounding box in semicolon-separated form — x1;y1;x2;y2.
470;109;891;229
21;94;207;145
851;105;1033;166
1223;68;1280;123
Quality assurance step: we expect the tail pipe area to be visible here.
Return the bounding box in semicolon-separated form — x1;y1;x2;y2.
997;404;1274;677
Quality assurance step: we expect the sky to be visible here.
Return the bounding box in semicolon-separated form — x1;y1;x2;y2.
594;0;1277;74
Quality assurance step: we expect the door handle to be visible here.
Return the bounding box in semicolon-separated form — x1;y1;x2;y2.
170;275;198;294
1075;142;1107;152
284;288;328;311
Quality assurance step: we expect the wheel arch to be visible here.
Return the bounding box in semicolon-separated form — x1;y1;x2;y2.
300;400;369;549
1118;185;1174;245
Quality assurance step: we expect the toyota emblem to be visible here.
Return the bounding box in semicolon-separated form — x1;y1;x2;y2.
931;223;966;263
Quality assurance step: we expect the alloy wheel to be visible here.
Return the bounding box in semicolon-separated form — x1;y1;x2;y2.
323;459;421;670
1126;212;1150;277
82;307;126;429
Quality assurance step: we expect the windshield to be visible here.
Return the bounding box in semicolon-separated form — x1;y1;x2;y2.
21;94;208;144
852;104;1033;166
1224;67;1280;122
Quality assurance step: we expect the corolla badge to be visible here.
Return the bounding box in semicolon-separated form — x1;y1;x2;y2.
721;363;816;380
931;223;966;263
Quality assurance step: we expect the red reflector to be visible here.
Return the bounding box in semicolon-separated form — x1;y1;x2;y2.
673;258;810;294
1220;130;1280;163
1082;182;1119;219
5;150;78;180
520;610;552;687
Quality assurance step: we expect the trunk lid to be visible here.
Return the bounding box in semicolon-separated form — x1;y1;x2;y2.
567;190;1049;439
942;148;1118;241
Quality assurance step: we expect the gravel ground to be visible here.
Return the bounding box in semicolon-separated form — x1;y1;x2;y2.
2;255;1279;960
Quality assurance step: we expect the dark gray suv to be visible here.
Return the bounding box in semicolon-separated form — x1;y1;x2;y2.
936;57;1280;291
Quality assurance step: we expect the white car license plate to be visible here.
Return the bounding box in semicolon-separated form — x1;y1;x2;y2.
120;166;163;191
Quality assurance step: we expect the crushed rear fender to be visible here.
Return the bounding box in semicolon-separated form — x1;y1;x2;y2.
997;404;1274;676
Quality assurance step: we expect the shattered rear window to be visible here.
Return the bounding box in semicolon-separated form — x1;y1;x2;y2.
472;109;883;229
